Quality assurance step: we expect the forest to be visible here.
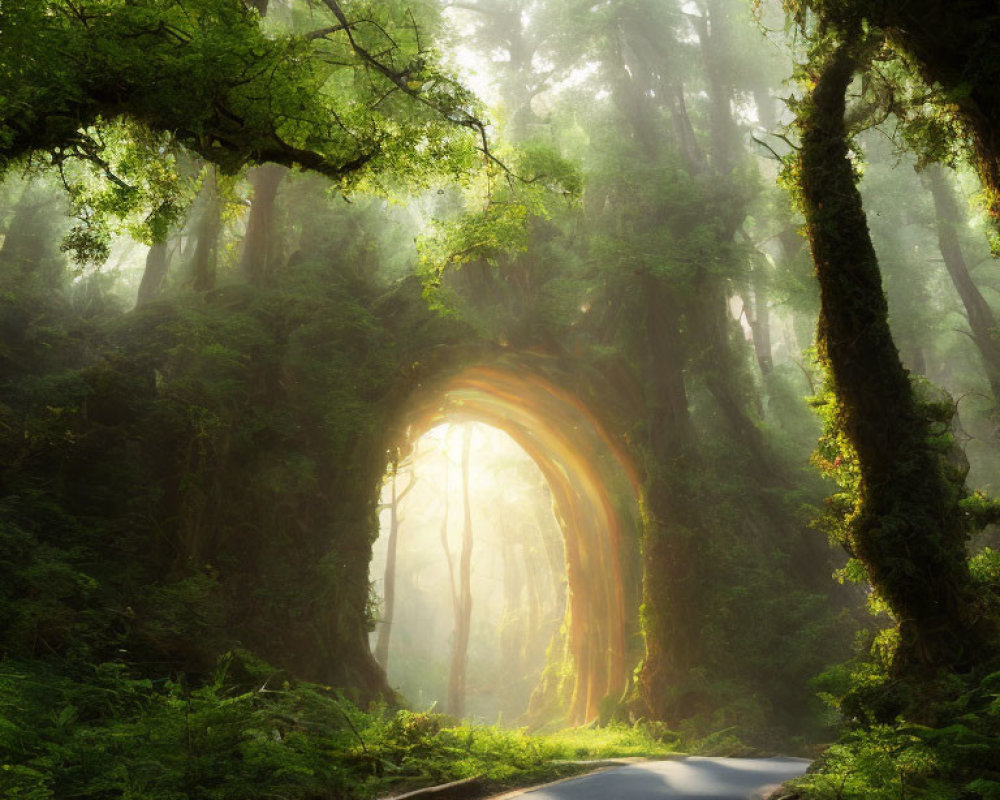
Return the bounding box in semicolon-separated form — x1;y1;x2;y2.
2;0;1000;798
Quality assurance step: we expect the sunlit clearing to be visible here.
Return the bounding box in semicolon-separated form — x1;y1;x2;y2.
369;422;566;725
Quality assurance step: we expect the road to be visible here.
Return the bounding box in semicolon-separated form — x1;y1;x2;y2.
496;756;810;800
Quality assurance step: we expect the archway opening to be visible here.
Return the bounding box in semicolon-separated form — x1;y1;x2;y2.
370;355;645;725
369;422;566;723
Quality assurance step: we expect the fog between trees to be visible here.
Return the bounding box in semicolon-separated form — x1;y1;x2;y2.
3;1;1000;798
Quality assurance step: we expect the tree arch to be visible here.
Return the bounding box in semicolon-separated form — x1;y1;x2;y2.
396;353;643;724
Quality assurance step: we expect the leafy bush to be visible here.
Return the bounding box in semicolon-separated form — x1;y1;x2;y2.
791;671;1000;800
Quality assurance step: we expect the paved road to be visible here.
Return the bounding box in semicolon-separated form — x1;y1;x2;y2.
500;757;810;800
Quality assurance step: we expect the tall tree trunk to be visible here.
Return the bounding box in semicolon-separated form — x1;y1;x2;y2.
533;492;565;615
373;465;415;669
669;82;706;172
137;240;171;306
447;424;475;718
695;0;739;173
440;452;457;620
747;288;774;377
644;276;697;461
638;276;706;721
798;37;994;678
498;516;527;714
688;276;779;480
926;164;1000;407
192;170;221;292
694;3;776;445
240;164;285;285
746;252;773;376
522;532;541;650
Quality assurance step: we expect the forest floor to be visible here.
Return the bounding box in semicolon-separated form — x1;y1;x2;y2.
3;664;804;800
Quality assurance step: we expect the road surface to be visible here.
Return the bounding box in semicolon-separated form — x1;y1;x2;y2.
497;756;809;800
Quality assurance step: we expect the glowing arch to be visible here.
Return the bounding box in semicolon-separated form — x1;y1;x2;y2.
402;354;642;723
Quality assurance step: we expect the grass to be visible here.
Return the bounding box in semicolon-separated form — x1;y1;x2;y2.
0;660;686;800
539;722;682;760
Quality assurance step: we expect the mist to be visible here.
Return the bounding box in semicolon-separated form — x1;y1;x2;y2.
4;0;1000;798
370;423;565;723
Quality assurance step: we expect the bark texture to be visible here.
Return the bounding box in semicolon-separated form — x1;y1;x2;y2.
799;38;994;677
137;240;170;306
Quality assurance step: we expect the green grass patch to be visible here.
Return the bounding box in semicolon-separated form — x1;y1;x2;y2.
538;722;681;760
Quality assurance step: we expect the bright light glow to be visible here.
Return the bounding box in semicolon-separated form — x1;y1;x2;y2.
369;422;565;723
372;357;643;725
441;7;500;107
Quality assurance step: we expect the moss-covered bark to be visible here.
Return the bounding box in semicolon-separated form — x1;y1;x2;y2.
795;2;1000;231
636;276;708;722
881;2;1000;228
798;37;995;677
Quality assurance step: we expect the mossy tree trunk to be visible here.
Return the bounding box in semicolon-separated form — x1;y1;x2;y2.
638;275;706;721
876;2;1000;230
798;37;994;676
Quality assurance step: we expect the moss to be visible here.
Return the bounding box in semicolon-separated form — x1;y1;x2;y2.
795;33;998;686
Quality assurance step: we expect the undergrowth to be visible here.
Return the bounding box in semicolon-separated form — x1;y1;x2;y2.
0;653;682;800
786;669;1000;799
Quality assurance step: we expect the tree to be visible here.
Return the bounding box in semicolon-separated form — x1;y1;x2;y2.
924;165;1000;410
372;460;417;670
0;0;486;248
136;240;171;306
240;166;287;285
782;1;1000;232
190;170;223;292
795;32;996;680
434;0;852;727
